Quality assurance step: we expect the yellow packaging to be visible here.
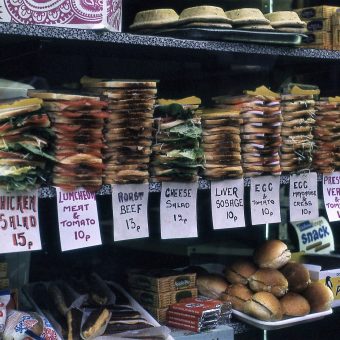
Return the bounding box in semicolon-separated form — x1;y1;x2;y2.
304;264;340;307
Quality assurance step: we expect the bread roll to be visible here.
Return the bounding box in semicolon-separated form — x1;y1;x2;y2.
280;292;310;317
221;284;253;311
303;282;334;312
280;262;310;293
253;240;291;269
224;260;257;285
249;268;288;297
244;292;282;321
196;274;228;299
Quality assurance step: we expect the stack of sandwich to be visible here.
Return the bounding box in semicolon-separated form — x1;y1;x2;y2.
280;94;316;172
240;94;282;176
313;99;340;173
200;99;243;179
150;97;203;182
28;90;107;191
0;97;54;191
81;77;157;184
215;93;282;177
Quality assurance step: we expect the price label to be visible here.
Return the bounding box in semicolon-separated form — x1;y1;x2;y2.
160;182;198;239
112;184;149;241
323;172;340;222
250;176;281;225
0;190;41;254
211;179;245;229
56;187;102;251
290;172;318;222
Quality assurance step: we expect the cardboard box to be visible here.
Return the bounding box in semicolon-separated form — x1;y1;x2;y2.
144;306;168;323
128;269;196;293
303;31;332;45
295;6;339;20
0;278;9;289
0;0;122;31
305;264;340;307
130;287;198;308
0;262;7;279
333;27;340;49
306;19;332;32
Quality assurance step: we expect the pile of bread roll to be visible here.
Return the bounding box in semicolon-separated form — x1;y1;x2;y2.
196;240;334;322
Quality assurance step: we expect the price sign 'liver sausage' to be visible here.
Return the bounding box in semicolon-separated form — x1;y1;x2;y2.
0;190;41;254
56;187;102;251
160;182;198;239
211;179;245;229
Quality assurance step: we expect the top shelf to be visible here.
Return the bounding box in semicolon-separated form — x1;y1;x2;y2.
1;23;340;61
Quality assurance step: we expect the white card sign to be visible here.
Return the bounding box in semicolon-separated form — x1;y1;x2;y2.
112;184;149;241
160;182;198;239
250;176;281;225
291;217;334;254
323;172;340;222
0;190;41;254
56;188;102;251
211;179;245;229
290;172;318;222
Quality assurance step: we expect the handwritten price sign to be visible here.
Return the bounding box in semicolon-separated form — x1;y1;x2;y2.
112;184;149;241
323;172;340;222
290;172;318;222
211;179;245;229
56;187;102;251
0;190;41;254
250;176;281;225
160;182;198;239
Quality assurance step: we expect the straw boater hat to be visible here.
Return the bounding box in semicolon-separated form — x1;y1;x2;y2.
129;9;179;30
264;11;307;28
225;8;270;25
177;6;232;24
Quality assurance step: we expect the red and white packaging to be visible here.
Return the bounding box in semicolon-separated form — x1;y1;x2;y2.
168;297;221;317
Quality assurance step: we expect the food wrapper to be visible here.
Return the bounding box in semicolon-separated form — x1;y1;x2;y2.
3;310;62;340
0;289;11;336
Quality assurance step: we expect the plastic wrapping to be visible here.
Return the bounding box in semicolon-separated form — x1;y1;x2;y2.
0;289;11;336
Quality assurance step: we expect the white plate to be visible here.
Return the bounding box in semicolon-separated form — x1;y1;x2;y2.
232;309;333;330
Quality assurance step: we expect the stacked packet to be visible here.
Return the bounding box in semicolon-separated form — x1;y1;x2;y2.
313;98;340;172
150;97;203;182
240;93;282;176
28;90;107;191
280;94;316;172
167;297;223;332
200;98;243;179
81;77;157;184
0;97;54;191
216;89;282;177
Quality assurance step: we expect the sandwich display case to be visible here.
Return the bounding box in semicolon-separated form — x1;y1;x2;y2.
1;0;340;339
